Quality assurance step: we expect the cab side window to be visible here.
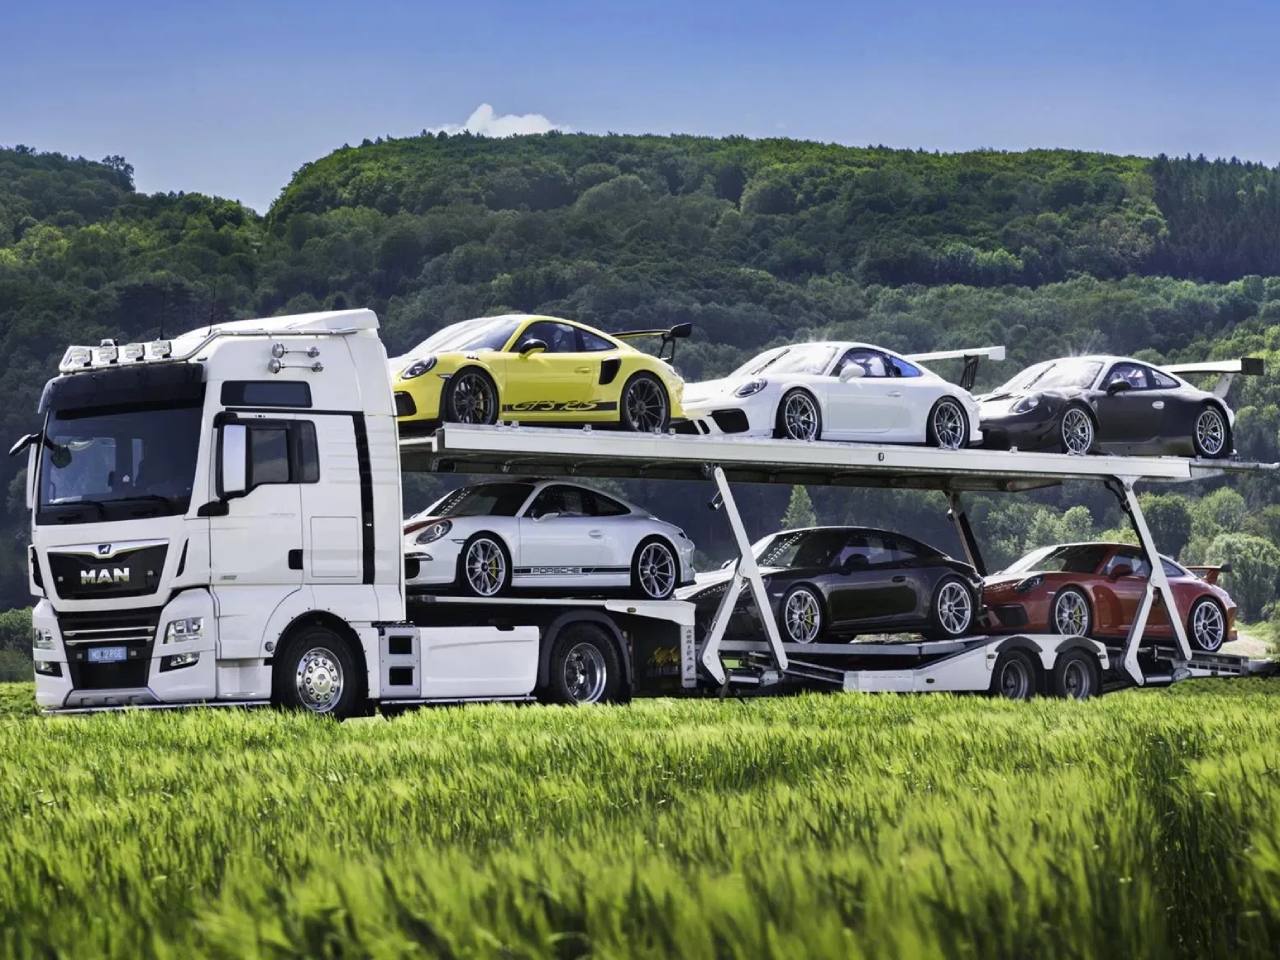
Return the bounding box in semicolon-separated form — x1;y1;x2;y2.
1104;362;1150;390
513;321;579;353
245;420;319;487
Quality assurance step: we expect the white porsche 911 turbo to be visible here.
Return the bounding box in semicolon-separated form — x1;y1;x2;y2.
679;342;1004;448
404;479;696;600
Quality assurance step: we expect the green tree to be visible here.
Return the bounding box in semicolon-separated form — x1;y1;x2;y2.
1139;494;1193;557
1204;533;1280;620
781;486;816;529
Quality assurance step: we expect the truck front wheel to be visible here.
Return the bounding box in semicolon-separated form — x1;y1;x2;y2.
273;624;362;718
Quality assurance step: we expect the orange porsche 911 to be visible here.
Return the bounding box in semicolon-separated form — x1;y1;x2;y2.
983;542;1236;651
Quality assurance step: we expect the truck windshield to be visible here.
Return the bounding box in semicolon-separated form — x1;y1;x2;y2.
38;402;203;523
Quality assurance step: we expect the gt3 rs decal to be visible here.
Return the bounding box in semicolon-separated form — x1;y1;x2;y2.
502;400;619;413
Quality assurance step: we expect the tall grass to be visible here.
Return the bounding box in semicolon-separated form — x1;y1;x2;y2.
0;680;1277;958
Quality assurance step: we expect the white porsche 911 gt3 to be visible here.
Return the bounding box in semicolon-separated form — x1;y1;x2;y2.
404;479;696;600
679;341;1004;448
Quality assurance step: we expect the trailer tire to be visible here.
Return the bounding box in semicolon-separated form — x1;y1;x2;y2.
1050;649;1100;700
990;650;1038;701
543;623;623;705
273;624;363;719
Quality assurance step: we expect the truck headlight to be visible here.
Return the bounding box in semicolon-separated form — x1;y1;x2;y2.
415;520;452;544
160;652;201;671
734;378;767;398
400;357;438;380
32;628;55;650
164;617;204;643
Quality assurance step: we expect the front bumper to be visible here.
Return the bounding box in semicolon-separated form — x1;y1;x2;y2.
405;538;465;590
678;398;771;437
33;590;218;711
979;408;1059;451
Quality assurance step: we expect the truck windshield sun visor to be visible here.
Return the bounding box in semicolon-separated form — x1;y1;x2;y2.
40;362;205;414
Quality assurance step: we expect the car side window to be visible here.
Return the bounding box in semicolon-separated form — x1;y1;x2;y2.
1103;362;1150;391
513;321;579;354
835;348;891;378
587;491;630;517
889;357;922;378
1150;368;1179;389
578;329;615;352
1103;550;1149;578
1161;558;1184;578
527;485;591;518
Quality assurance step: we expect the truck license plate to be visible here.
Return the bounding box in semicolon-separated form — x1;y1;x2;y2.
87;646;128;663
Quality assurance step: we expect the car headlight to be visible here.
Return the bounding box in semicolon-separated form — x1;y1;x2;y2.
415;520;452;545
32;628;54;651
1014;575;1044;594
400;357;438;380
733;379;767;398
164;617;204;643
1011;395;1041;414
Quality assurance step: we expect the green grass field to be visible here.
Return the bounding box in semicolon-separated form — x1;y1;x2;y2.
1;680;1278;959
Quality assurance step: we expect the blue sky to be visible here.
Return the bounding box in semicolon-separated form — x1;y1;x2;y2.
3;0;1277;212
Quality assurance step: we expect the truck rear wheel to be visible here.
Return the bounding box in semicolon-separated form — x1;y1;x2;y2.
990;649;1037;701
543;623;622;705
1051;649;1100;700
273;624;362;719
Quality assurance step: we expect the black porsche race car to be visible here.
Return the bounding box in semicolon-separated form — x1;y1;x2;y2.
977;355;1262;459
679;526;983;644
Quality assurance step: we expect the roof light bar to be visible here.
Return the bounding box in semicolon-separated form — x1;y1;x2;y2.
56;339;177;374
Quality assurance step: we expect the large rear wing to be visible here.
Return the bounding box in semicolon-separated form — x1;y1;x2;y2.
614;322;693;363
905;345;1006;391
1161;357;1264;399
1185;562;1231;586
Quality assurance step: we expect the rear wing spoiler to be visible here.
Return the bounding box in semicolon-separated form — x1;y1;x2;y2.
1161;357;1264;399
614;322;693;363
905;345;1006;392
1186;562;1231;586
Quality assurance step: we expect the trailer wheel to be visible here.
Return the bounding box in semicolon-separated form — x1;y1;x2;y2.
544;623;623;705
990;650;1037;701
273;624;362;719
1051;649;1100;700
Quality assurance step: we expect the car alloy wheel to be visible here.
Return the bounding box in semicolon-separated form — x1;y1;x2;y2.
294;646;345;714
782;391;820;440
636;541;677;599
1189;599;1225;652
930;398;967;450
448;370;497;424
622;375;668;432
935;580;973;636
782;587;823;643
1194;407;1227;458
562;641;608;703
464;537;507;597
1052;589;1091;635
1060;407;1094;456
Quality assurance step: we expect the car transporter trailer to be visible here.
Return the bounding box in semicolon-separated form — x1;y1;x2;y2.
400;424;1275;703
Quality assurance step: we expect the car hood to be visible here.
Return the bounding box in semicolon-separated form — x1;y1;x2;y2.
680;564;788;595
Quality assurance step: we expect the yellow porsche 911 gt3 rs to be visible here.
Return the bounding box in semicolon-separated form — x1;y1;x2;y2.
390;314;691;435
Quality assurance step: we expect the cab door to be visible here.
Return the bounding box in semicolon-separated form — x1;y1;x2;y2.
497;320;595;420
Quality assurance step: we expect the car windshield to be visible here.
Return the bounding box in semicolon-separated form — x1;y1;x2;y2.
732;345;838;378
1003;544;1110;575
408;317;522;355
755;529;848;568
426;482;534;518
38;402;203;523
998;359;1103;393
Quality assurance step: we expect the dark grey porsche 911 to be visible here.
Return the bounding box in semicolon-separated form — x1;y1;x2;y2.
977;355;1260;458
680;526;983;644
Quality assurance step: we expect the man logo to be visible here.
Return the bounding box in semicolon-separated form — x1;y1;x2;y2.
97;544;111;557
80;568;130;585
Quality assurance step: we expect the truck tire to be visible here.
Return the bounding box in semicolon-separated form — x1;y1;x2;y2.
273;624;363;719
543;623;623;705
990;649;1037;701
1050;649;1100;700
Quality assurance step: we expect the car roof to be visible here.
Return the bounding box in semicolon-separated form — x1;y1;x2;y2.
1036;541;1176;565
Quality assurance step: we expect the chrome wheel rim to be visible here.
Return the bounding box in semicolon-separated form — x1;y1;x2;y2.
295;647;344;713
1192;601;1225;651
1054;591;1089;635
638;542;676;599
449;372;495;424
936;581;972;635
1196;408;1226;456
999;658;1033;700
624;378;667;432
932;400;966;450
784;589;822;643
1061;658;1092;699
465;538;506;596
1061;408;1093;455
783;392;819;440
563;642;607;703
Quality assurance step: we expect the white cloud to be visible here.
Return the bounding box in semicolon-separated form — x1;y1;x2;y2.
431;103;563;137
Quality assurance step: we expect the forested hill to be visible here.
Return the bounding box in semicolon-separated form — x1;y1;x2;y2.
2;135;1280;614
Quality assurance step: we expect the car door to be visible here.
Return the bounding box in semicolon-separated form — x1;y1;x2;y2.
499;320;596;420
1095;548;1150;634
825;531;910;628
1094;362;1156;446
826;348;901;438
517;485;613;584
1145;367;1192;448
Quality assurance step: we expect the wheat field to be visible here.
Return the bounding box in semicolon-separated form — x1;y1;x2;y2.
0;679;1277;959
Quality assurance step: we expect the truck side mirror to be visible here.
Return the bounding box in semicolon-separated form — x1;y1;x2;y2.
220;423;248;497
25;445;36;510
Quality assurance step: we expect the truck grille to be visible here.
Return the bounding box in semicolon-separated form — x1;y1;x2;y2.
48;545;167;600
58;608;160;690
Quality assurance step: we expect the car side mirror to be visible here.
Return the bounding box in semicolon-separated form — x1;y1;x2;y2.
1106;380;1132;395
219;423;248;497
839;365;864;381
1109;563;1133;580
534;510;560;521
520;339;548;357
720;558;734;569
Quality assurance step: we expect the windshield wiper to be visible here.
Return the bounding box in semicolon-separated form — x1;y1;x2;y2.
45;499;107;519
